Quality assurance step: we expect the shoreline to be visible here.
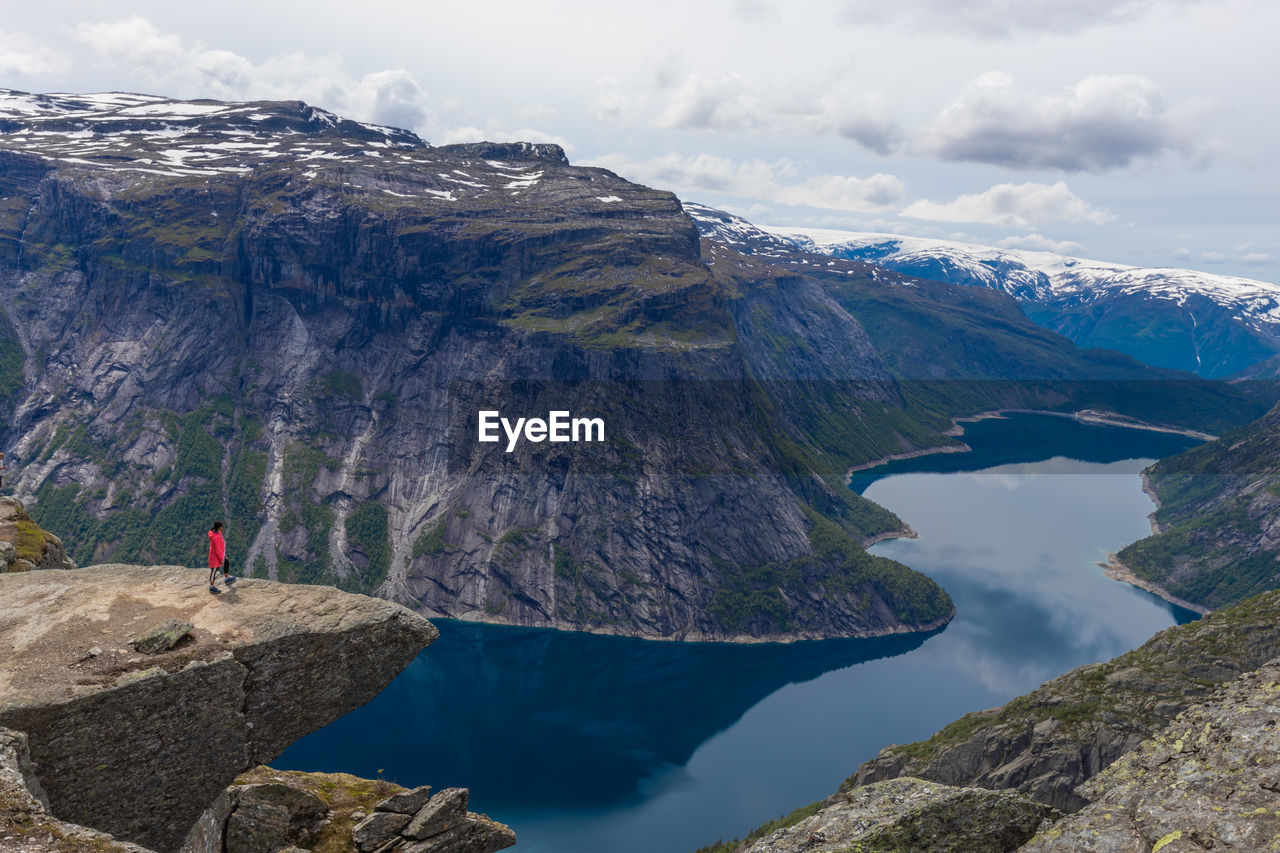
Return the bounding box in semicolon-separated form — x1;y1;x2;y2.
844;407;1215;483
1099;553;1211;615
844;443;971;480
861;524;919;548
440;600;953;645
1140;470;1164;535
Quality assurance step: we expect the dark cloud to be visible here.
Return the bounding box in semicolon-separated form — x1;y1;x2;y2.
836;0;1208;37
924;72;1207;172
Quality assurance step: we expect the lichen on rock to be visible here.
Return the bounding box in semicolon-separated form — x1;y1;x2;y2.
730;777;1056;853
1019;658;1280;852
849;589;1280;811
0;497;75;573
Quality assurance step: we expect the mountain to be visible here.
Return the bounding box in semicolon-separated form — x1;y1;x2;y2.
1111;402;1280;610
685;205;1280;378
0;88;957;642
0;91;1265;642
697;589;1280;852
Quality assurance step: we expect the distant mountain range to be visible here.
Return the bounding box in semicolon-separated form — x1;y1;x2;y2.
0;88;1268;643
685;204;1280;379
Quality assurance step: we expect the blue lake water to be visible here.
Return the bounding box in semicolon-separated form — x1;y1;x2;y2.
277;413;1201;852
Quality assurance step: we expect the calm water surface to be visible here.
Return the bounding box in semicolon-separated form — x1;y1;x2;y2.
278;413;1200;852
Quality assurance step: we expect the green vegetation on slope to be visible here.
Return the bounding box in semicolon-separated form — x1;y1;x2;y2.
345;501;391;592
0;310;23;430
1117;403;1280;608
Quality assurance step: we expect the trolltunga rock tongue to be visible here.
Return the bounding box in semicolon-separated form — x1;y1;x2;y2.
0;564;437;852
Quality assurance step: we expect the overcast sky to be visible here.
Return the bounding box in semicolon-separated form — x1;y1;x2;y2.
3;0;1276;281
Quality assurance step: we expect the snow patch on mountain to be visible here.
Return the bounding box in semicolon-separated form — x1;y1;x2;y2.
767;225;1280;325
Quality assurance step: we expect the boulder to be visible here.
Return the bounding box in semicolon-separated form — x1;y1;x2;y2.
375;784;434;815
0;496;75;572
404;788;469;840
353;810;412;851
733;777;1056;853
223;783;328;853
130;619;194;655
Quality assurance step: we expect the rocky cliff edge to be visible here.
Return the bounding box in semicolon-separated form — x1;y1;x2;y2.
0;497;75;573
0;565;438;852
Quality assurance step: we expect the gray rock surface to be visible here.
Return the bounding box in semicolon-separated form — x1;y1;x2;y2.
850;589;1280;811
0;565;437;852
404;788;469;840
130;619;194;655
375;785;433;815
223;783;328;853
1018;659;1280;852
733;777;1056;853
1;725;157;853
353;810;411;851
185;767;514;853
398;816;517;853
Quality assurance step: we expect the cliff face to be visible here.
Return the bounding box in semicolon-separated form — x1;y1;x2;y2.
1115;402;1280;611
2;726;157;853
0;89;961;641
0;564;437;852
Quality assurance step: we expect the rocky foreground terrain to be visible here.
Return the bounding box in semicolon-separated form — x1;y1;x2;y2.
0;557;444;852
701;589;1280;852
0;496;74;572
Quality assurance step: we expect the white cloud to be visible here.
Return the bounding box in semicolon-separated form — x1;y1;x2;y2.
588;152;907;212
1199;250;1228;263
592;76;627;122
996;233;1085;254
901;181;1114;227
924;72;1209;172
775;172;908;209
1173;247;1193;261
836;0;1209;37
435;124;572;149
730;0;781;22
0;29;65;78
654;72;762;131
76;17;183;64
602;67;902;155
346;70;431;132
1243;253;1275;264
71;17;433;134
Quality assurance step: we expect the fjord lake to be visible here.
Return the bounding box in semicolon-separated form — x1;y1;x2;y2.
276;413;1201;852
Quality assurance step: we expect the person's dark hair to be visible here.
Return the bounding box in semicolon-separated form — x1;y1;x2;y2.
211;521;224;532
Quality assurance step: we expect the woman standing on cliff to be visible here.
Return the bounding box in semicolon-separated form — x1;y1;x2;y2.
207;521;235;593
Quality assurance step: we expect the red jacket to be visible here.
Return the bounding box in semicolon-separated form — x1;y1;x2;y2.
208;530;226;568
